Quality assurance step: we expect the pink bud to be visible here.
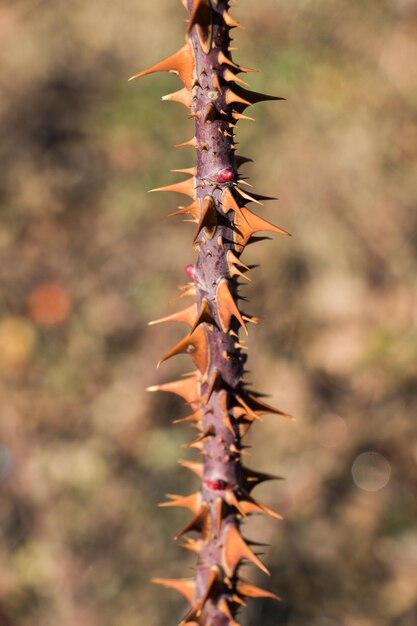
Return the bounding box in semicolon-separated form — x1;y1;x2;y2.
215;168;235;183
185;264;197;280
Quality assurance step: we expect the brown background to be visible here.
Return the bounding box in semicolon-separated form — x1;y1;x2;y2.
0;1;416;625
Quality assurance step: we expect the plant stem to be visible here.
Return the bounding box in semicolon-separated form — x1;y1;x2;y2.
133;1;289;623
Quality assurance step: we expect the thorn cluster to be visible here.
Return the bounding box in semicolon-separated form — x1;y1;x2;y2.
131;1;289;624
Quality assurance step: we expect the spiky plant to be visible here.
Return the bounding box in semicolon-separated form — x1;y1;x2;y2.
130;1;289;624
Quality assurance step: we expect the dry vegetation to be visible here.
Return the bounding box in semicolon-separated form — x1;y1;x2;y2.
0;1;416;625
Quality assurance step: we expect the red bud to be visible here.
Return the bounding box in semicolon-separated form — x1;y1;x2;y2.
204;478;231;491
215;168;235;183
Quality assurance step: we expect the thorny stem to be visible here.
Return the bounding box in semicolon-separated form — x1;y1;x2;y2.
133;1;289;624
188;2;245;624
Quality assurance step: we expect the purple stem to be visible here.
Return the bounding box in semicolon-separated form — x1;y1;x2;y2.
187;1;245;623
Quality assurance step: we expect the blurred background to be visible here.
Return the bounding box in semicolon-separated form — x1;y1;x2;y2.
1;0;416;625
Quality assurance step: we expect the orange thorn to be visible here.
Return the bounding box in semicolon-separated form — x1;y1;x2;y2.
212;73;222;92
215;497;225;536
174;503;210;540
151;578;196;604
235;186;263;205
190;298;216;333
181;567;221;624
230;443;250;456
235;396;263;422
173;410;203;425
148;304;197;327
233;206;290;248
225;89;252;107
238;496;284;521
223;68;250;86
223;414;235;435
223;9;244;29
226;249;250;271
180;537;201;554
218;598;241;626
222;525;270;576
217;50;240;70
176;282;197;300
169;200;200;219
160;492;202;513
218;388;230;414
187;0;213;54
203;102;218;123
237;178;254;188
158;326;209;374
227;249;251;281
198;566;221;612
242;315;261;324
150;177;196;199
179;459;203;478
237;580;281;601
238;65;259;74
174;136;198;148
129;41;195;89
206;369;224;400
193;196;217;242
162;87;192;108
147;376;200;409
225;489;247;517
232;111;255;122
172;166;197;175
215;278;248;335
221;187;250;225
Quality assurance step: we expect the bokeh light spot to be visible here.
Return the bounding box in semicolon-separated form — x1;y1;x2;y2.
0;316;37;369
352;452;391;492
28;281;71;326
